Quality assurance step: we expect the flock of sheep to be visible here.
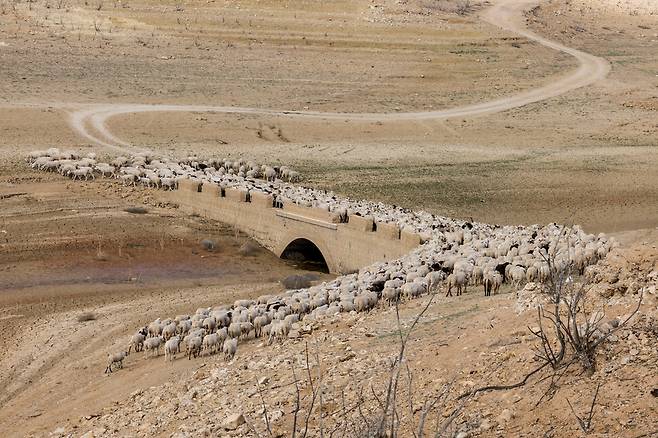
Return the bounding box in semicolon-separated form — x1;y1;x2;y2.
106;220;613;370
27;149;616;371
28;148;476;235
27;148;301;191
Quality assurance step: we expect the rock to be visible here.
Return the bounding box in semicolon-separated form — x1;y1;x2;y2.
281;274;312;290
630;348;639;356
258;376;270;386
455;433;469;438
288;329;300;339
223;413;245;430
51;427;66;435
239;242;261;256
200;239;217;251
497;408;514;423
270;409;284;421
339;351;356;362
479;419;493;431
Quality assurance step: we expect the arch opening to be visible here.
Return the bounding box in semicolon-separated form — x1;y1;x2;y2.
280;238;329;273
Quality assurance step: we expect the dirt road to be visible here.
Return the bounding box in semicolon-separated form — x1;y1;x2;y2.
5;0;609;152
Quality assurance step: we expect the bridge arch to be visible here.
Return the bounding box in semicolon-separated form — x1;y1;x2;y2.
276;235;337;274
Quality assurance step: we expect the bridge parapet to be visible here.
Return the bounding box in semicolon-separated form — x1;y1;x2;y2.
159;179;423;274
376;222;401;240
347;215;374;232
283;203;338;223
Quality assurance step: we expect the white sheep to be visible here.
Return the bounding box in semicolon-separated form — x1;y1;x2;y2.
105;351;127;373
143;336;163;358
202;333;221;355
164;336;180;362
446;272;467;297
223;338;238;360
127;332;146;353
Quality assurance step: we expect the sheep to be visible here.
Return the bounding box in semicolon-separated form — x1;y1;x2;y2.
162;322;177;341
401;282;426;300
71;167;94;181
148;319;163;338
484;271;503;296
240;321;254;339
186;336;203;360
425;271;444;292
75;151;614;370
177;319;192;336
227;322;242;339
105;351;127;373
202;317;217;333
127;332;145;353
354;292;377;312
223;338;238;360
144;336;163;358
526;266;538;283
382;287;399;306
253;315;270;337
202;333;221;355
446;272;467;297
164;336;180;362
509;266;526;288
268;320;291;344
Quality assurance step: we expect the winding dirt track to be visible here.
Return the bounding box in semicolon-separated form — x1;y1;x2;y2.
59;0;610;151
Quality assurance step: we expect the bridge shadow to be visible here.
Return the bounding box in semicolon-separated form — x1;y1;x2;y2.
280;238;330;273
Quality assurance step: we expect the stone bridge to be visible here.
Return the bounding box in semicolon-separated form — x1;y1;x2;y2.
159;180;423;274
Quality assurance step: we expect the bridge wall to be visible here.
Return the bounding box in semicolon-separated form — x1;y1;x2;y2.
157;180;422;274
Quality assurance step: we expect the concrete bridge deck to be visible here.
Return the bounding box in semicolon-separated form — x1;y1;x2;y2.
159;180;423;274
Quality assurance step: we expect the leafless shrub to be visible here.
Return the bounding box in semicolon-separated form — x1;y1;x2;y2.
256;292;467;437
460;227;641;405
529;228;642;375
277;127;289;142
95;240;109;261
566;382;601;434
455;0;471;15
422;0;473;15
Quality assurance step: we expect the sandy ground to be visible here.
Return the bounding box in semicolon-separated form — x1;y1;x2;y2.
1;0;657;435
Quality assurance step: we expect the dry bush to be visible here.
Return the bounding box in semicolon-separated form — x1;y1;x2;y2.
457;228;641;431
422;0;473;15
530;229;642;375
255;293;468;437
